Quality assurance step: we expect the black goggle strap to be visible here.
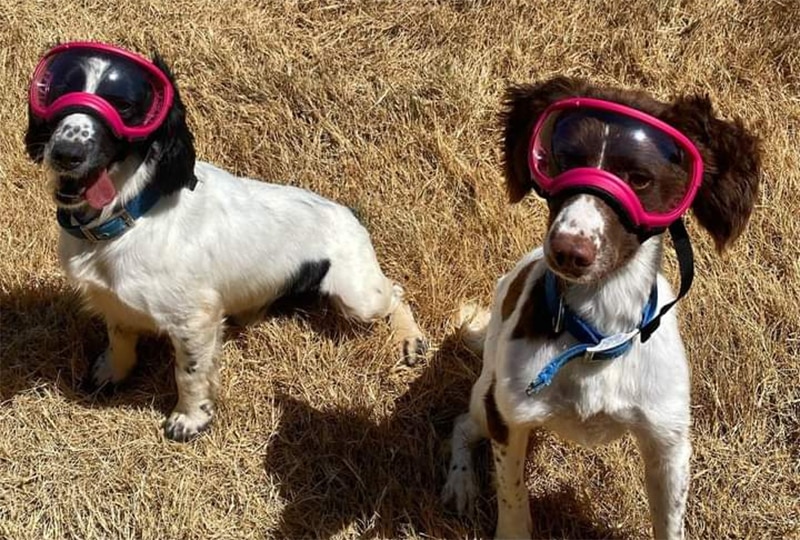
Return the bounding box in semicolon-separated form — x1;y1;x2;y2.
640;218;694;342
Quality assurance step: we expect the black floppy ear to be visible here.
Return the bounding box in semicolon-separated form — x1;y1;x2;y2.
148;52;197;195
501;77;587;203
24;113;50;163
663;95;761;252
25;41;65;164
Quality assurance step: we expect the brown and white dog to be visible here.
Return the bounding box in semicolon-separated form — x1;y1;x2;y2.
442;77;760;539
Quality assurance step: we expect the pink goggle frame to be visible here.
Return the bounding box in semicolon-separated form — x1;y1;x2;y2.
528;97;704;232
29;41;174;141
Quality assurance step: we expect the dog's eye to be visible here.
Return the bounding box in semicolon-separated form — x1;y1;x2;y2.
117;102;134;115
624;172;653;190
105;96;135;117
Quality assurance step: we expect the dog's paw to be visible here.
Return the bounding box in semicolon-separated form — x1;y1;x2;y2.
456;302;490;355
494;524;532;540
163;402;214;442
442;462;479;515
83;348;129;392
495;514;533;540
401;335;428;366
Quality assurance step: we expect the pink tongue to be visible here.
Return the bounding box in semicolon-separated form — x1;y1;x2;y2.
84;171;117;210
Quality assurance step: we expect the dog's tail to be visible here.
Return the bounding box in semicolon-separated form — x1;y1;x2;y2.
456;302;491;356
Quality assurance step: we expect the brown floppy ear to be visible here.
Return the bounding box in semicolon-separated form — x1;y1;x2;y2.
663;96;761;252
501;77;586;203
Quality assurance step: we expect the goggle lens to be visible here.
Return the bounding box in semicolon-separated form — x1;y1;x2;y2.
534;108;695;215
34;49;158;127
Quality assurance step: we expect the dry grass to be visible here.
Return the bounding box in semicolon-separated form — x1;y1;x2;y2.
1;0;798;538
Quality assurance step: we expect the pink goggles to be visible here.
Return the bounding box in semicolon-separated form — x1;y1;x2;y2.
29;42;174;141
528;98;704;234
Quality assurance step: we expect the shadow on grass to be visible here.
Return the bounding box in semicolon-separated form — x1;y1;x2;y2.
0;284;358;417
2;283;630;538
0;283;176;414
264;334;628;539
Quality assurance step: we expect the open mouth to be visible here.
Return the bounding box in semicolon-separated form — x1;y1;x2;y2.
55;169;117;209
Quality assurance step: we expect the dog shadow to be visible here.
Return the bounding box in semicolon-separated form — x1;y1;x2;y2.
264;335;628;539
2;283;630;539
228;293;366;346
0;283;178;414
0;283;356;415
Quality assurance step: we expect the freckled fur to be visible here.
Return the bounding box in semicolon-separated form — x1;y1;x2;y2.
28;48;427;442
484;381;508;445
443;77;761;539
501;259;535;321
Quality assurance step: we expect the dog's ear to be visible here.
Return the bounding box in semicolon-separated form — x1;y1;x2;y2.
25;42;65;164
664;95;761;252
25;113;50;163
148;52;197;195
501;77;586;203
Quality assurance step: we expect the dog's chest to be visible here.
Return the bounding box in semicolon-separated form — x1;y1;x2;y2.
542;372;632;446
501;337;637;447
60;236;156;330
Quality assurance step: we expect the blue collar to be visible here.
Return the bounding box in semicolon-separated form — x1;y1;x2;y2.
526;270;658;395
56;183;162;242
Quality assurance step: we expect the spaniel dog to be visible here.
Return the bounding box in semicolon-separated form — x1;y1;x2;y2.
442;77;760;539
25;43;426;442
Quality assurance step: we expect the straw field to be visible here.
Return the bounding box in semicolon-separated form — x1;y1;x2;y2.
1;0;798;538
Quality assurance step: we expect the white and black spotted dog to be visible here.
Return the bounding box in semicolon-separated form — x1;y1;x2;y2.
442;77;760;538
25;44;427;442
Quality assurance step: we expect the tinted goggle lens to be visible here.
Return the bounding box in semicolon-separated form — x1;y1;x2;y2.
534;108;695;214
33;50;158;127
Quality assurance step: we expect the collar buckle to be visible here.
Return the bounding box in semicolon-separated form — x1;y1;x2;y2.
116;208;135;227
584;329;640;362
78;208;135;243
79;224;99;243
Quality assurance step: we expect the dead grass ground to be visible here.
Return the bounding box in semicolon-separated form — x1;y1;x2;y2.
0;0;798;538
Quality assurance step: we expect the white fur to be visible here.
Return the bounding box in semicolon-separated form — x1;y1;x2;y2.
59;160;426;441
60;161;395;319
84;57;110;92
38;52;425;441
50;113;96;146
547;194;605;252
443;236;691;539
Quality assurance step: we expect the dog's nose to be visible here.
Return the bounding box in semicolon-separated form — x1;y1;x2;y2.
548;233;597;274
50;141;90;171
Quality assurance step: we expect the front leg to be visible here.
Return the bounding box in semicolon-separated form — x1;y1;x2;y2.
493;426;532;539
635;427;691;540
163;311;223;442
442;412;484;515
90;322;139;388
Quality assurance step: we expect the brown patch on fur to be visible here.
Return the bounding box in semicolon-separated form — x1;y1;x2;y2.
544;193;644;282
501;260;536;321
484;380;508;445
501;77;761;251
593;197;643;273
501;78;582;203
500;77;666;204
663;96;761;251
511;275;554;340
